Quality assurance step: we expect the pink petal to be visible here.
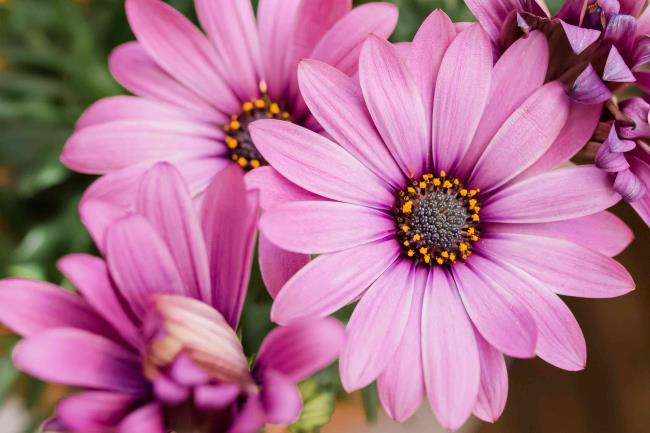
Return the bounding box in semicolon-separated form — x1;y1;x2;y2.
137;162;211;301
473;333;508;423
453;263;538;358
483;211;634;257
249;119;394;209
376;268;427;422
259;369;302;424
271;239;399;324
470;81;569;192
228;396;266;433
258;234;310;299
614;168;647;201
570;64;612;104
340;261;415;391
560;20;601;54
603;46;636;82
105;215;186;318
200;165;259;327
407;10;456;144
76;96;215;130
360;35;428;178
257;0;301;101
0;279;113;338
459;31;549;178
109;42;220;116
256;318;345;382
261;201;394;254
117;404;165;433
479;233;635;298
297;60;403;187
432;23;492;173
62;120;224;174
522;101;602;178
194;383;240;410
125;0;239;114
629;153;650;225
13;328;146;393
474;254;587;371
483;166;621;223
57;392;137;433
79;200;129;253
422;267;480;431
245;166;322;211
195;0;262;100
57;254;140;346
464;0;522;44
310;3;399;76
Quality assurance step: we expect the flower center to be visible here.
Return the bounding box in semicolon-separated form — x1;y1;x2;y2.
394;172;481;266
224;82;291;171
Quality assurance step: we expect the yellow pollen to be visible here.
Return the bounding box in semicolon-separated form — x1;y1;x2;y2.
282;112;291;120
439;170;446;177
237;157;248;167
436;257;444;265
467;227;475;236
242;102;254;111
402;225;410;233
255;99;266;109
473;206;481;213
441;251;449;258
471;235;479;241
269;103;281;114
419;247;428;255
443;180;453;188
225;136;238;149
250;160;261;169
412;234;421;241
403;240;410;246
471;214;480;222
433;178;441;186
449;253;456;262
407;187;416;194
469;199;478;209
460;189;468;196
419;182;427;189
407;249;415;257
453;179;460;185
424;255;431;264
230;120;241;130
402;201;413;214
459;243;469;252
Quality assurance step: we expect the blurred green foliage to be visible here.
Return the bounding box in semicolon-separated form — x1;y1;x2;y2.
0;0;478;431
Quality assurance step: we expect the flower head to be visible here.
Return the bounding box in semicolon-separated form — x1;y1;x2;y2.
0;163;344;433
61;0;398;209
465;0;650;103
250;13;635;429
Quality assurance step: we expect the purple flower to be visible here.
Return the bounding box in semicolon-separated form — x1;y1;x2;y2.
465;0;650;103
249;14;635;430
0;163;344;433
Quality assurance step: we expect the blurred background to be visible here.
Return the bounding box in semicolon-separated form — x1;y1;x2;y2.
0;1;647;432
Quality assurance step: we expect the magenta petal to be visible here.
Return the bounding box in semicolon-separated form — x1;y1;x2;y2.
260;201;394;254
245;166;322;211
521;101;602;178
0;279;112;338
125;0;239;114
484;211;634;257
228;395;266;433
560;20;601;54
311;3;399;76
614;168;647;201
170;354;210;387
474;255;587;371
57;254;140;346
271;239;399;324
453;264;537;358
258;234;310;299
422;267;480;431
62;120;223;174
479;234;635;298
137;162;211;301
432;24;493;173
153;375;190;404
629;153;650;224
260;369;302;424
106;215;186;317
470;81;569;192
195;383;240;410
459;31;549;178
596;139;632;173
570;64;612;104
359;35;428;178
250;119;394;209
603;46;636;82
473;333;508;423
194;0;262;100
483;166;621;223
57;392;137;433
117;404;165;433
297;60;403;187
13;328;147;392
340;261;415;391
256;318;345;382
407;10;456;143
464;0;521;44
108;42;220;116
200;165;258;327
376;268;426;422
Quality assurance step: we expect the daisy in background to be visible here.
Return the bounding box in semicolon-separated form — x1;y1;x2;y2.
249;11;636;430
60;0;398;297
0;163;344;433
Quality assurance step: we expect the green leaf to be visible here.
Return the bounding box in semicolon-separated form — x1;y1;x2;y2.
361;382;379;423
289;379;336;433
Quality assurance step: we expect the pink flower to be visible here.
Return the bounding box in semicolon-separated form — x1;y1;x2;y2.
0;163;344;433
61;0;398;208
250;13;636;430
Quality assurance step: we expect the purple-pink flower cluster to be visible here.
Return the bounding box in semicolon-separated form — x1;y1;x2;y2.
0;0;648;432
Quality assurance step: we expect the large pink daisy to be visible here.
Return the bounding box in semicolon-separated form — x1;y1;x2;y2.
249;12;636;430
61;0;398;209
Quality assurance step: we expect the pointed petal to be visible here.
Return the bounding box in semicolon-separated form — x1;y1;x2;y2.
57;392;138;432
570;64;612;104
603;46;635;82
271;239;399;324
560;21;600;54
473;334;508;423
259;370;302;424
200;165;258;327
118;404;165;433
258;234;310;299
245;166;322;211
